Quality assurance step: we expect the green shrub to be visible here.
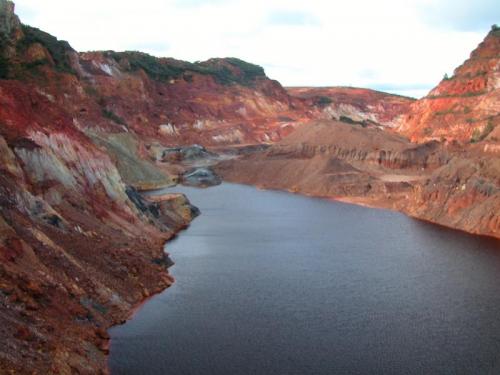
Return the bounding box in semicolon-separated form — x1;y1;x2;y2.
340;115;356;124
0;56;8;78
481;121;495;139
463;91;486;97
430;91;487;99
339;115;368;128
217;57;265;84
106;52;265;86
470;121;496;143
194;57;265;85
0;35;9;78
22;58;49;71
470;128;481;143
18;25;75;74
435;109;455;116
314;96;333;106
102;109;127;126
84;85;99;98
106;51;186;82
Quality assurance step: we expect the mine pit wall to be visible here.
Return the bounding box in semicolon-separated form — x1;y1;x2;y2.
0;126;198;373
219;160;500;240
403;156;500;239
216;138;499;240
0;2;499;373
266;141;449;171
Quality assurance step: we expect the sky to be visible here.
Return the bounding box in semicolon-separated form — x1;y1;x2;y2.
13;0;499;98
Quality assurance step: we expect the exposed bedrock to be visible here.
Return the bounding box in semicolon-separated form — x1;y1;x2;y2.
0;5;199;370
0;1;499;373
149;144;219;164
181;167;222;187
0;132;195;374
288;86;415;129
405;156;500;238
397;27;500;144
216;120;499;239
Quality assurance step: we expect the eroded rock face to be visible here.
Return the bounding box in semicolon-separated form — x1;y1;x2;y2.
0;87;199;373
71;51;314;146
144;192;201;230
0;6;420;151
217;119;499;239
0;5;198;372
90;132;175;191
398;27;500;144
406;156;500;238
216;120;445;203
0;136;175;373
217;29;500;239
154;144;219;164
288;87;415;128
0;2;499;373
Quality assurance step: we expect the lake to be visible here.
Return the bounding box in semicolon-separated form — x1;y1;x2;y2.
110;183;500;375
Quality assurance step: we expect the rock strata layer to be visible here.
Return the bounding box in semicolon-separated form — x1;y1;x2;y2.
217;119;499;239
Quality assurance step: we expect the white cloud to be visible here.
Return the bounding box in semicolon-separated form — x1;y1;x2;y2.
13;0;492;98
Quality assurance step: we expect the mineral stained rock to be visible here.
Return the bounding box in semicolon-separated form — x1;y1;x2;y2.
0;1;499;373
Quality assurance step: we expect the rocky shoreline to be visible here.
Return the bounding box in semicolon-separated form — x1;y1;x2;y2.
0;175;199;374
0;1;498;372
216;121;499;240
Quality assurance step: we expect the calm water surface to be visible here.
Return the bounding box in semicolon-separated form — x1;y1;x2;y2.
110;183;500;375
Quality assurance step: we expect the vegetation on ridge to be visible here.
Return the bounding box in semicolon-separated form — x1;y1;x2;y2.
313;96;333;106
104;51;266;86
18;25;75;74
102;109;128;127
471;120;496;143
0;55;8;78
0;35;10;78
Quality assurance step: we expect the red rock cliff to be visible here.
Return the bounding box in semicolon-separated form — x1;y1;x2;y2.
218;29;500;239
0;2;198;373
1;1;499;373
398;27;500;144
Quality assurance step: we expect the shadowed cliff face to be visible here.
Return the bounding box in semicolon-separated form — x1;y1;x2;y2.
398;28;500;145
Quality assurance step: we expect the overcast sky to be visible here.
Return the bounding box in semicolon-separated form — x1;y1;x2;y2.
13;0;499;98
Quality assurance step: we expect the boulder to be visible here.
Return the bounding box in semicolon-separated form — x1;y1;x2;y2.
181;167;222;187
160;144;218;163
